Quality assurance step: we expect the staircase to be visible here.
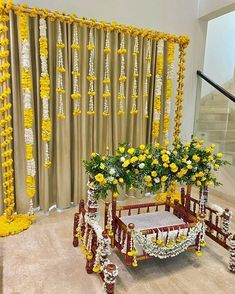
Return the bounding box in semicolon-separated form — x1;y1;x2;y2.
196;80;235;186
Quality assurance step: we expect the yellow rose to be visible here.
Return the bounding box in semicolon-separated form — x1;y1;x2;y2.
198;171;204;177
122;160;130;167
187;164;192;170
216;152;223;158
210;144;215;148
113;179;118;185
214;164;220;170
152;159;158;165
163;163;169;168
191;176;196;181
173;150;178;155
162;154;169;162
195;144;201;149
155;143;160;148
95;173;104;183
205;148;210;153
196;181;201;186
199;140;204;145
147;155;152;159
139;154;146;161
113;192;119;198
139;144;145;150
192;136;198;141
144;149;149;155
127;148;135;155
205;181;212;186
208;156;213;161
163;140;169;147
182;158;187;163
91;152;96;158
185;142;190;147
119;146;125;153
151;171;157;177
161;149;166;155
130;156;138;163
119;178;124;183
161;176;168;182
146;183;153;187
170;163;178;173
145;175;152;182
192;155;200;162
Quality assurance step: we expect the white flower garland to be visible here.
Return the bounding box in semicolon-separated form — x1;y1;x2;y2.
39;17;51;168
56;21;66;119
117;33;127;116
163;42;175;141
144;39;152;118
87;27;96;115
71;22;81;116
103;30;111;117
130;36;139;115
228;235;235;272
19;13;36;214
152;39;164;142
133;222;202;259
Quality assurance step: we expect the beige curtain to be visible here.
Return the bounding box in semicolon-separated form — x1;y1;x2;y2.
0;12;175;214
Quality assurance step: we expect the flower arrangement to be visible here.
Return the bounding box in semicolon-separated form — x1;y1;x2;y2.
84;137;228;200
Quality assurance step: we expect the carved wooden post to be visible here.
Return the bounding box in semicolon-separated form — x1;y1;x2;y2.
111;193;117;248
181;187;185;206
126;223;135;265
103;263;118;294
199;187;205;214
173;199;179;218
185;185;191;212
73;212;80;247
165;195;171;212
228;234;235;273
79;199;85;213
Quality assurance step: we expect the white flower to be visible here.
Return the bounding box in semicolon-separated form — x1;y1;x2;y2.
109;168;115;175
154;178;160;183
187;160;192;164
120;157;125;162
139;163;145;169
167;151;170;155
107;176;114;182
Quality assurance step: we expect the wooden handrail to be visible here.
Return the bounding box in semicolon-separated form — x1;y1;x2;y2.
197;70;235;103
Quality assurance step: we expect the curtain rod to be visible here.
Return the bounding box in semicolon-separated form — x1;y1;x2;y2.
3;1;189;46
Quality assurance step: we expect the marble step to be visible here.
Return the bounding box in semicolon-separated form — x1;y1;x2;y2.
198;130;235;141
199;113;234;121
201;94;229;106
198;120;235;130
199;106;231;114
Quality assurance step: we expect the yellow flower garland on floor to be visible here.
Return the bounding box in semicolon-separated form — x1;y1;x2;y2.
19;12;36;215
152;39;164;142
163;42;175;141
71;22;81;116
173;42;187;143
117;32;126;116
39;17;52;168
0;1;34;237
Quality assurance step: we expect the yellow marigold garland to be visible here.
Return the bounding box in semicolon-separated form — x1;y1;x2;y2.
117;32;126;116
173;43;187;143
39;17;51;168
87;27;96;115
102;30;111;117
19;12;36;214
163;42;175;141
130;36;139;115
152;39;164;142
144;39;152;119
71;22;81;116
56;20;66;119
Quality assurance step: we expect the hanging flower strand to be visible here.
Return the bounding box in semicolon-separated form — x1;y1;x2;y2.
130;35;139;115
163;42;175;142
144;39;152;119
152;39;164;143
117;32;127;116
71;22;81;116
0;7;15;221
87;27;96;115
39;17;52;168
173;43;187;143
102;30;111;117
19;13;36;214
56;20;66;119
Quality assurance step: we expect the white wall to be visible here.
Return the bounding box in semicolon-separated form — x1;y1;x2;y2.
15;0;205;140
199;0;235;19
202;11;235;96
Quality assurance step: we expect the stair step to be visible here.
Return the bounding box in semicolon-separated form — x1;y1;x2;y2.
199;107;230;114
198;120;235;130
199;113;233;121
197;130;235;140
202;94;229;106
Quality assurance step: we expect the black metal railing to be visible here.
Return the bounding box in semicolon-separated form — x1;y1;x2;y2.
197;70;235;103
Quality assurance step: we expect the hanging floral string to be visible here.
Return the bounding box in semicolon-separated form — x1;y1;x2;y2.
71;22;81;116
173;43;187;143
163;42;175;141
39;17;51;168
56;20;66;119
19;12;36;214
130;36;139;115
117;32;127;116
0;4;14;221
102;30;111;117
87;27;96;115
144;39;152;118
152;39;164;143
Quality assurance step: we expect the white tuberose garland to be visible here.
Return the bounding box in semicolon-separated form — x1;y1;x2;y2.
87;27;96;115
130;36;139;115
103;30;111;117
144;39;152;118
